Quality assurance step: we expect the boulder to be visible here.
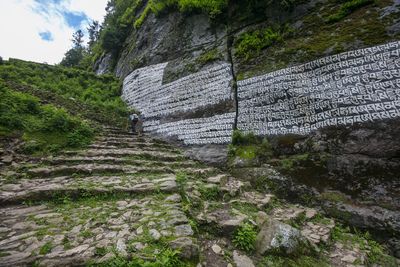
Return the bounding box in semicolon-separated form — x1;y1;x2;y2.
232;250;255;267
256;219;303;255
169;237;199;259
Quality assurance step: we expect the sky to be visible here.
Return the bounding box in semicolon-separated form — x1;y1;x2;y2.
0;0;109;64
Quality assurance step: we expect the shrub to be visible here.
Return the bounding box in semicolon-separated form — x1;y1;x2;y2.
233;222;257;251
256;138;274;160
41;106;74;132
232;130;259;146
199;184;220;200
235;27;283;60
67;125;94;148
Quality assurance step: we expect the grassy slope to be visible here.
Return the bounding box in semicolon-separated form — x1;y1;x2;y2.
0;59;128;155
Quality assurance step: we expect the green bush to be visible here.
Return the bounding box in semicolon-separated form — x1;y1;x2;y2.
256;138;274;160
199;184;220;200
232;130;259;146
230;130;274;161
67;125;94;148
326;0;374;23
0;82;94;154
233;222;257;251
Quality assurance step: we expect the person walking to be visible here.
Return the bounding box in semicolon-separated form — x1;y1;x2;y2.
129;113;139;134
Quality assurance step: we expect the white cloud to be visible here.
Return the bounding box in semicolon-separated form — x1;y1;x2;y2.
65;0;109;23
0;0;108;65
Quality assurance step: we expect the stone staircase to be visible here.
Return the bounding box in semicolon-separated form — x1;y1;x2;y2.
0;127;396;266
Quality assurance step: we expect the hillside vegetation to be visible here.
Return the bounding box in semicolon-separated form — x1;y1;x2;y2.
0;59;128;155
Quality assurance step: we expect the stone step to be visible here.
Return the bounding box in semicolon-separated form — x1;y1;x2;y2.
100;133;142;139
97;136;151;142
39;156;197;168
0;194;196;266
88;144;180;154
25;164;175;179
102;129;131;134
96;137;170;146
92;141;175;150
61;149;183;161
0;175;178;205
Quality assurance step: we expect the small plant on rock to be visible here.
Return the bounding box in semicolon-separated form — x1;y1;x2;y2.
39;241;53;255
233;222;257;251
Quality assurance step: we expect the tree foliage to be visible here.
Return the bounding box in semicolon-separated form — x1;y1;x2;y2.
60;30;86;68
72;29;85;48
88;21;101;47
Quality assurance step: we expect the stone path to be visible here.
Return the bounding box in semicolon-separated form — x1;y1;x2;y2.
0;127;397;266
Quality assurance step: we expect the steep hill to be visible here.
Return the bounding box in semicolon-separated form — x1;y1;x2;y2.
0;59;128;157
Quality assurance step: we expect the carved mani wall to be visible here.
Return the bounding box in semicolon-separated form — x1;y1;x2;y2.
237;41;400;135
122;63;235;145
122;41;400;145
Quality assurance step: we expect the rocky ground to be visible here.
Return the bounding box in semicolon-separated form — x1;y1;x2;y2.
0;127;398;266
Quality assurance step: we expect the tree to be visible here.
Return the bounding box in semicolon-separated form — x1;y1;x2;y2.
87;21;100;47
60;30;85;67
0;56;3;65
72;30;84;48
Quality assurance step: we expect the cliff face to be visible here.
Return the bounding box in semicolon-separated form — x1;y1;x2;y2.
94;0;400;252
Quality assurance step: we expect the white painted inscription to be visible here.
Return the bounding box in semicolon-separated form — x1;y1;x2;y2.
237;41;400;135
122;63;235;144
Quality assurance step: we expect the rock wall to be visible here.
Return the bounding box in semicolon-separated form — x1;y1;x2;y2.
122;41;400;146
237;41;400;135
122;62;235;145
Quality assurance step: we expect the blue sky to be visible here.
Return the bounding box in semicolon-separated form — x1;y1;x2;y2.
0;0;109;64
39;31;54;41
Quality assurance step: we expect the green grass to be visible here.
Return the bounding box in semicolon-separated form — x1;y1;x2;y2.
260;255;330;267
331;224;397;266
196;48;222;65
319;191;349;203
229;130;274;163
0;252;10;258
198;184;220;200
79;230;94;238
326;0;374;23
279;153;309;171
39;242;53;255
89;248;188;267
230;145;257;160
0;59;128;127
